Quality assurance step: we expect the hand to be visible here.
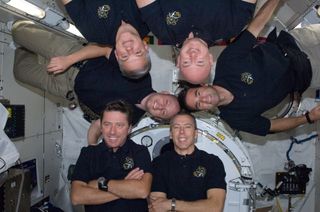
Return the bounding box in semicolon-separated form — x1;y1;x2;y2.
125;167;144;180
148;196;170;212
309;104;320;122
47;56;72;74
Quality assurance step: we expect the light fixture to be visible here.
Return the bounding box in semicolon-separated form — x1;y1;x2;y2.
3;0;45;18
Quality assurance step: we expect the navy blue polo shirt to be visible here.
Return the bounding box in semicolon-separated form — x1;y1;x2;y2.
72;139;152;212
151;147;226;200
74;56;155;125
65;0;149;44
215;30;296;135
139;0;255;46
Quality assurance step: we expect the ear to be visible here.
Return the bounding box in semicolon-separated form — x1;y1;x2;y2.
188;32;194;39
176;55;181;67
128;125;132;134
143;40;149;50
209;53;214;66
114;49;119;60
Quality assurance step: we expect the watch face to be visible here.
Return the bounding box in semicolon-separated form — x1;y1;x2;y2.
98;177;108;191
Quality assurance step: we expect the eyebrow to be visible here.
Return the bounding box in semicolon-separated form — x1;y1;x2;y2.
193;89;199;110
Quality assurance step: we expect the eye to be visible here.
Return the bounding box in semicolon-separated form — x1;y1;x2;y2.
120;54;128;61
182;60;190;67
103;122;111;127
135;50;143;56
197;60;204;66
196;89;200;97
116;123;125;128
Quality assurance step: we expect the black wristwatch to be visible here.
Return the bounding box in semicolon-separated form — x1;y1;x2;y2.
97;177;109;192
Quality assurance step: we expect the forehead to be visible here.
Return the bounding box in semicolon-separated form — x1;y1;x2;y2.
171;114;195;125
102;111;128;122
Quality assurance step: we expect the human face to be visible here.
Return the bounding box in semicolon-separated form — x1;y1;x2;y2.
145;93;180;120
101;111;132;152
185;86;220;110
115;22;149;73
177;36;213;84
170;114;197;155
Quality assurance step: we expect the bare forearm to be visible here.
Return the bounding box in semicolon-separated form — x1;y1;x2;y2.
247;0;280;37
136;0;155;8
68;44;111;64
108;174;152;199
270;115;307;133
175;199;224;212
87;120;102;145
71;183;119;205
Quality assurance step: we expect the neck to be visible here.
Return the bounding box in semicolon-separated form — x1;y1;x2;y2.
175;145;195;156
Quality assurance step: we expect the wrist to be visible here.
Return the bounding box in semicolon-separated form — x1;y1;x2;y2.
305;111;314;124
97;177;109;191
170;198;176;212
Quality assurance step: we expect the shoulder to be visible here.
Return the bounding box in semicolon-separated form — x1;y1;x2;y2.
127;139;150;154
197;149;223;164
153;151;174;164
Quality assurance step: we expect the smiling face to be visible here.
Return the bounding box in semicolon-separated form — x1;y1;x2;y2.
177;34;213;84
185;86;220;110
170;113;197;155
145;93;180;120
115;22;149;76
101;111;132;152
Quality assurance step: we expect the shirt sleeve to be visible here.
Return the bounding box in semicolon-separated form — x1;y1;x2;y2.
220;30;257;60
133;146;152;174
151;157;167;193
222;113;271;136
139;1;172;44
206;155;226;190
71;146;92;183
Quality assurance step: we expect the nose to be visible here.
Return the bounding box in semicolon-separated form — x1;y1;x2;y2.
179;127;185;134
199;95;209;103
110;124;116;134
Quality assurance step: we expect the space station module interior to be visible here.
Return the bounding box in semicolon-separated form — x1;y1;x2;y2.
0;0;320;211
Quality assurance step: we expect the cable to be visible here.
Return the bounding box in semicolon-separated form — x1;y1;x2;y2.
286;133;318;161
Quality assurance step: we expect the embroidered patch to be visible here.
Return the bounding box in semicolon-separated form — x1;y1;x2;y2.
123;157;134;170
241;72;254;85
166;11;181;25
97;5;111;19
193;166;207;177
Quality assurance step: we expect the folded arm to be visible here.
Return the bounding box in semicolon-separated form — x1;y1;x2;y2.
149;189;226;212
107;172;152;199
71;168;150;205
47;44;112;74
270;104;320;132
71;180;119;205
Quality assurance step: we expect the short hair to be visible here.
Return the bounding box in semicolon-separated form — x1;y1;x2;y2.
177;81;200;112
119;53;151;79
100;100;133;125
170;111;197;130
